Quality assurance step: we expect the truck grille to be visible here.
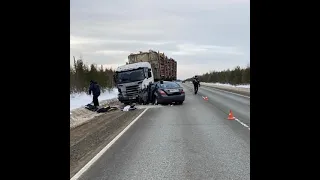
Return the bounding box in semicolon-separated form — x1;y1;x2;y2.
125;85;139;97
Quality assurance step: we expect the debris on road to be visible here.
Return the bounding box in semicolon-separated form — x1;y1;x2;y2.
202;96;208;101
96;106;118;113
121;104;137;111
85;103;119;113
70;98;122;129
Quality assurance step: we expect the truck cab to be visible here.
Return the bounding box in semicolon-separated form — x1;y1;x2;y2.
114;62;154;104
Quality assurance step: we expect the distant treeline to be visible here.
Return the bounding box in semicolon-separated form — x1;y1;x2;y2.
185;65;250;85
70;58;115;94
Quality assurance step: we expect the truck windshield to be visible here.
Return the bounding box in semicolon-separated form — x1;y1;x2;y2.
116;69;145;83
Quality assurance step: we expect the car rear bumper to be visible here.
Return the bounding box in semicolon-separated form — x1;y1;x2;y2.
157;94;185;104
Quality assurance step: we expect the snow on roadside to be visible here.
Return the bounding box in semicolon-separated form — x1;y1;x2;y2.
70;88;119;129
70;88;118;112
201;82;250;93
186;81;250;89
203;82;250;89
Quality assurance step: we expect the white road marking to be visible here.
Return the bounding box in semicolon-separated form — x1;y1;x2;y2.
235;118;250;130
183;84;250;130
201;85;250;99
70;108;149;180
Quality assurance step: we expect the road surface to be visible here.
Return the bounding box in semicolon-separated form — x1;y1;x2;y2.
76;83;250;180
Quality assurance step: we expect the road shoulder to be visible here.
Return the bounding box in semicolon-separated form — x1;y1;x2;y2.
70;108;145;178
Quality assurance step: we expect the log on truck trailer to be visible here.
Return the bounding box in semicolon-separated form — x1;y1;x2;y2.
128;50;177;81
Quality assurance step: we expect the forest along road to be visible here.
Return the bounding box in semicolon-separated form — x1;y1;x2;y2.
75;83;250;180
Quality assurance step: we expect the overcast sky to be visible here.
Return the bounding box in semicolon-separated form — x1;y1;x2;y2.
70;0;250;80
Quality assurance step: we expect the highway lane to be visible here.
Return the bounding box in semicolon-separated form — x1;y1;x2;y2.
77;84;250;180
184;82;250;128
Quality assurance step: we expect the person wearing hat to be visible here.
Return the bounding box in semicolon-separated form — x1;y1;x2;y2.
88;80;101;107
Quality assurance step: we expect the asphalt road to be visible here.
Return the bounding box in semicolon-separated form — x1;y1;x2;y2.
77;83;250;180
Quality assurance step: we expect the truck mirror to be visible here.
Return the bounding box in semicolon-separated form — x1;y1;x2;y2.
148;71;152;78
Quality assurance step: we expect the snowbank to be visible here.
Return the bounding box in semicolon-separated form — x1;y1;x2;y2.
207;83;250;89
70;88;120;129
70;108;104;129
201;82;250;93
70;88;118;111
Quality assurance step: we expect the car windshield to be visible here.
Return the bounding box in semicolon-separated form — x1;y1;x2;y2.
116;69;145;83
159;82;180;89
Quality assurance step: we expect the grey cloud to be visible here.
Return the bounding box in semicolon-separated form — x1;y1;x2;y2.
71;0;250;79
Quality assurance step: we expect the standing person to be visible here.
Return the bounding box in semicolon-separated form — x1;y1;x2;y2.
88;80;101;107
192;76;200;94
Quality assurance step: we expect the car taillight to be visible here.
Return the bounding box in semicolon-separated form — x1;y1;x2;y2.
180;89;185;93
159;90;166;95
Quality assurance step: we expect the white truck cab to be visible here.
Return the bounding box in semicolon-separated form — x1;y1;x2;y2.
114;62;154;104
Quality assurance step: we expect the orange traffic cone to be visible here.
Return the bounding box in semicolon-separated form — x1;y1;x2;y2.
227;110;235;120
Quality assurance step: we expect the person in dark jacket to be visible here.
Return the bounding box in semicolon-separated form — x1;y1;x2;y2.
88;80;101;107
192;76;200;94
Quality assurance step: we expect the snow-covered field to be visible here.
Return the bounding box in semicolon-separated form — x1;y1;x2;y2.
70;88;118;111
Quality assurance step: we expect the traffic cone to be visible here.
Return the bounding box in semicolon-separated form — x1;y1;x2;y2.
227;110;235;120
202;96;208;101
